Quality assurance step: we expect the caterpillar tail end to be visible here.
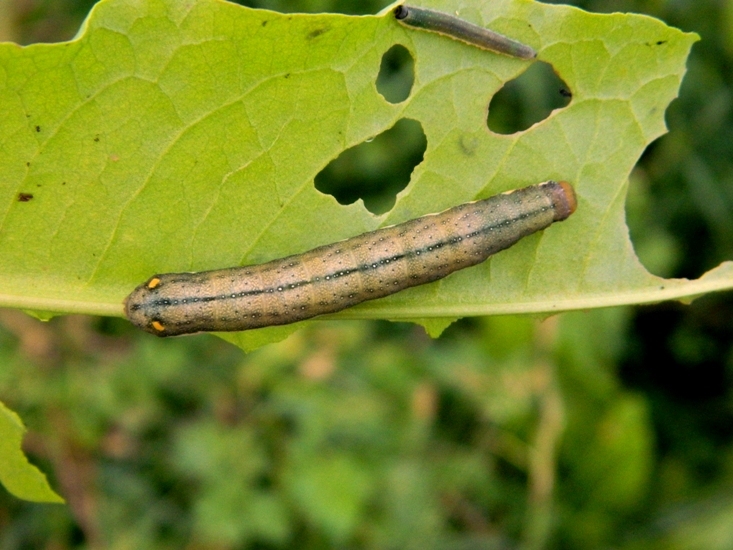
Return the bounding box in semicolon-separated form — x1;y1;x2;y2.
506;43;537;60
547;180;577;221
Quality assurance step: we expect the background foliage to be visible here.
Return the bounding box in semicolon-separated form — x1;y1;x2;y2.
1;0;732;549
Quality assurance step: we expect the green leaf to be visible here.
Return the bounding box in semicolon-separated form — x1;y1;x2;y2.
0;0;715;351
0;400;63;503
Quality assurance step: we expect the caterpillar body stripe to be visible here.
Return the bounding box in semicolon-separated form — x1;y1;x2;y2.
393;4;537;60
124;181;576;337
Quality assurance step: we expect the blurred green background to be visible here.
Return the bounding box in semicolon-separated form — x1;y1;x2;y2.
1;0;733;548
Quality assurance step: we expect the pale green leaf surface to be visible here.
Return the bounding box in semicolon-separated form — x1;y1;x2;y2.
0;0;721;351
0;400;63;502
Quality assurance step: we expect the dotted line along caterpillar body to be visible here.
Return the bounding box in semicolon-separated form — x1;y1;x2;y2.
393;4;537;60
124;181;576;337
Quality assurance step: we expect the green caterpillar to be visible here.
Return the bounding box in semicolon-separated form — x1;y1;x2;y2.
393;4;537;60
124;181;576;337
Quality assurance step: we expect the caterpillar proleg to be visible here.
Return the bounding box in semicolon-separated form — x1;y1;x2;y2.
124;181;576;337
393;4;537;59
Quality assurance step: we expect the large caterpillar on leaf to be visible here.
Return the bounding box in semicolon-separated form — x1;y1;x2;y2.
124;181;576;337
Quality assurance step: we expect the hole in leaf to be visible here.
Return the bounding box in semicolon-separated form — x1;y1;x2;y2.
376;44;415;104
315;118;427;215
487;61;571;134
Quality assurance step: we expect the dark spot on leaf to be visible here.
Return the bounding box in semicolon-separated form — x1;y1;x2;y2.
35;125;41;132
308;27;328;39
459;134;480;156
17;193;34;202
560;88;572;98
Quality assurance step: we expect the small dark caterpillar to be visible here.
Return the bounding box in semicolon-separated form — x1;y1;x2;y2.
393;4;537;60
125;181;576;337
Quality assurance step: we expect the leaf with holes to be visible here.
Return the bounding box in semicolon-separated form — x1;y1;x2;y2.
0;0;725;353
